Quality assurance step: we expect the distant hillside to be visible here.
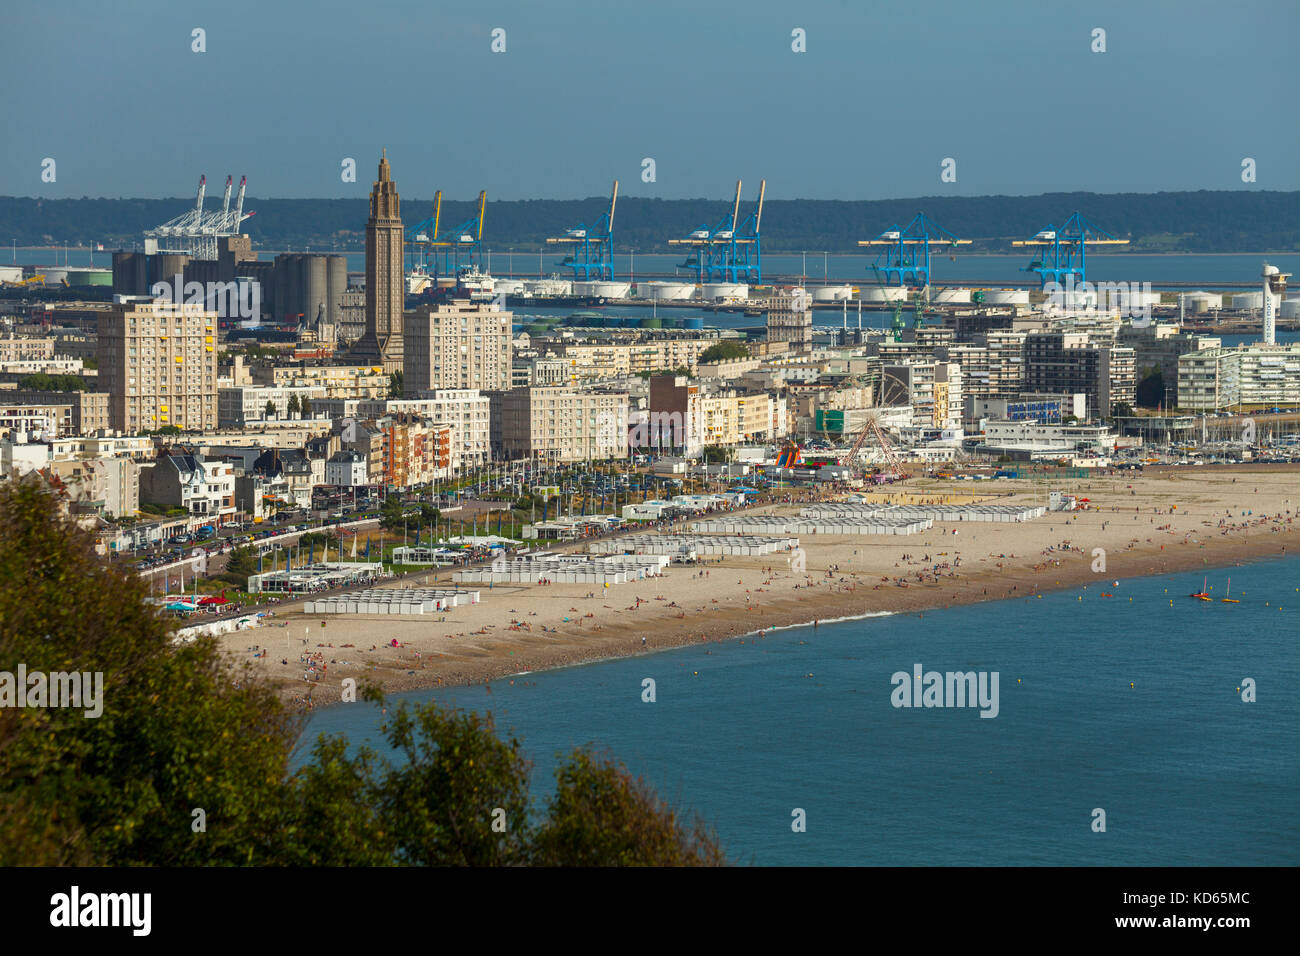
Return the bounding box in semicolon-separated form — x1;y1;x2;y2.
1;191;1296;254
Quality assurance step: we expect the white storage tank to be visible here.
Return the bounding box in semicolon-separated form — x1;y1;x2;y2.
812;285;853;302
859;285;908;303
982;289;1030;305
701;283;749;302
638;280;694;301
492;278;525;295
0;266;23;283
1231;292;1264;310
1280;299;1300;319
524;277;573;296
1183;292;1221;313
933;288;971;304
42;269;69;287
589;281;631;298
572;281;596;296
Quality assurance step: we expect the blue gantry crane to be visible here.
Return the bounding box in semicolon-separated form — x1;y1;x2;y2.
406;189;487;277
1012;211;1128;289
545;180;618;280
668;179;765;284
857;212;969;289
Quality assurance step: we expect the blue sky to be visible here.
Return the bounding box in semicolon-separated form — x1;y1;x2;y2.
3;0;1296;200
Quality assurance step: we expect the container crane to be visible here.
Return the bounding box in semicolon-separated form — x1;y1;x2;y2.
546;180;618;281
668;179;764;284
1012;211;1128;289
406;190;487;277
858;212;969;290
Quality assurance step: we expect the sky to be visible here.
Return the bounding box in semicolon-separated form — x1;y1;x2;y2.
3;0;1297;202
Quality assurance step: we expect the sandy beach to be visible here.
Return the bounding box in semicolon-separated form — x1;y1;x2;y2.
220;466;1300;707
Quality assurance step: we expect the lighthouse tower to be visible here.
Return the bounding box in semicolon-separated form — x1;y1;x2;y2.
1262;262;1290;345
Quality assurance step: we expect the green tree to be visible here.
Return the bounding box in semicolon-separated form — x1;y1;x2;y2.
0;476;297;866
287;394;301;418
419;503;440;526
531;747;725;866
388;371;404;398
1135;367;1166;408
222;545;259;588
698;341;749;364
0;477;728;867
264;400;276;420
379;496;405;533
300;397;313;419
701;445;733;463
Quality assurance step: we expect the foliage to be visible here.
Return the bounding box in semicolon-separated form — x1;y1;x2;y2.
287;394;301;417
379;496;405;533
701;445;733;463
698;341;750;364
16;373;85;393
0;477;728;867
1135;367;1166;408
388;371;403;398
419;503;440;525
222;545;259;588
1111;402;1135;418
264;400;276;419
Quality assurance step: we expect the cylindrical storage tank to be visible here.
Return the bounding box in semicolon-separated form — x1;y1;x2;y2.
305;255;327;326
701;283;748;302
493;278;525;295
590;281;631;298
638;281;693;301
859;285;908;303
572;281;596;297
933;288;971;304
273;256;290;323
1280;299;1300;319
640;317;663;329
154;254;189;290
326;256;347;325
812;285;853;302
1231;292;1264;309
1183;292;1220;313
982;289;1030;305
683;317;704;331
66;269;112;286
42;268;68;287
0;265;20;283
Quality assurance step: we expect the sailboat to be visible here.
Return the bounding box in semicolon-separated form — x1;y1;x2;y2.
1220;578;1239;604
1189;576;1211;601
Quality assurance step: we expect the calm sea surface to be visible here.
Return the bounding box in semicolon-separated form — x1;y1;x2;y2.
298;556;1300;866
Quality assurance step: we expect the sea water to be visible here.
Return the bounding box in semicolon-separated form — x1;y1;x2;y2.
298;556;1300;865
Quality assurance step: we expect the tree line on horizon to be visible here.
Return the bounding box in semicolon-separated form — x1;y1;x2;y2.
2;190;1297;255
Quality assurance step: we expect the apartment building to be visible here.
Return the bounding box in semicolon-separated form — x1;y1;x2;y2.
880;362;964;429
940;331;1027;399
357;389;490;472
766;289;813;352
251;364;390;400
98;299;219;432
1022;332;1135;419
1177;342;1300;410
403;300;513;394
0;335;55;362
554;337;717;381
376;414;453;487
489;387;629;462
217;385;328;426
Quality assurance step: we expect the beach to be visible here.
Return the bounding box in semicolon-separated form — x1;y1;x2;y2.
222;466;1300;706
